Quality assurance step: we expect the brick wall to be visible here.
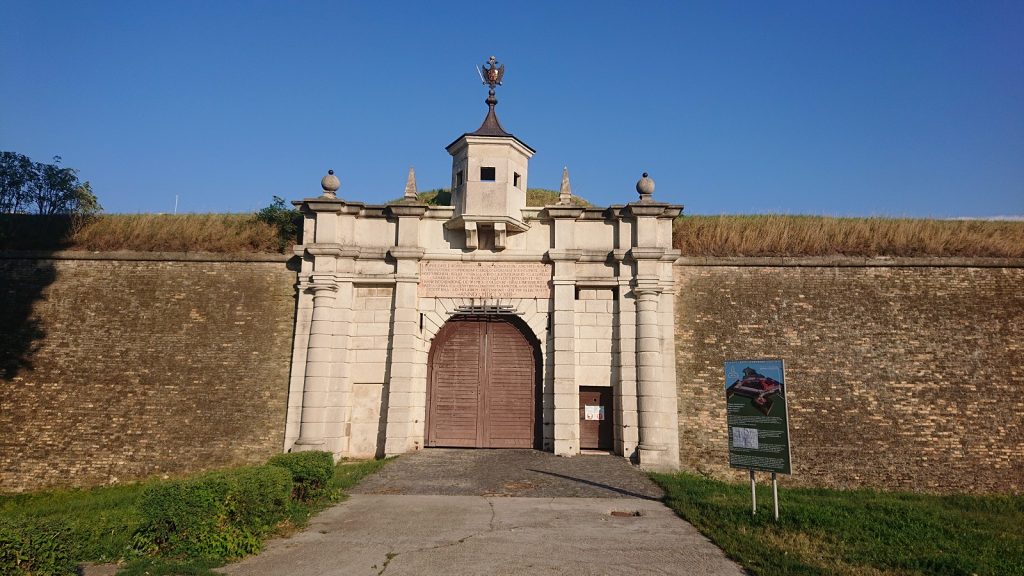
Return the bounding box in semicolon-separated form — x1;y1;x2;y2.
4;251;1021;494
0;253;297;492
674;258;1024;494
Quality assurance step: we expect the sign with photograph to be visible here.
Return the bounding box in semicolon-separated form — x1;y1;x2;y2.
584;405;604;421
724;359;792;474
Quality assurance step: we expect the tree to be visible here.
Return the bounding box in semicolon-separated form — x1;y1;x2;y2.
0;152;101;215
0;152;35;214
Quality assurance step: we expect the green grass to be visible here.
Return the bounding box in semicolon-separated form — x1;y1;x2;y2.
276;458;391;531
651;472;1024;576
0;481;149;565
0;457;389;575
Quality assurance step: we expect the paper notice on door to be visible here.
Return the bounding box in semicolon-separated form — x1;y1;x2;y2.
585;405;604;421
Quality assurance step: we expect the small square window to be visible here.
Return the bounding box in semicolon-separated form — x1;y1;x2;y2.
514;172;521;188
456;170;464;187
480;167;496;181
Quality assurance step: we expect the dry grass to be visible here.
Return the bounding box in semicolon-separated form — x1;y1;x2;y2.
0;214;285;253
2;213;1021;257
76;214;285;252
674;215;1024;258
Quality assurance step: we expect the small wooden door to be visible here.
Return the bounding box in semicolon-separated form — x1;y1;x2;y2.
579;387;613;451
427;317;536;448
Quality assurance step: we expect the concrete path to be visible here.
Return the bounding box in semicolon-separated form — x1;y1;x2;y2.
351;448;664;499
218;450;747;576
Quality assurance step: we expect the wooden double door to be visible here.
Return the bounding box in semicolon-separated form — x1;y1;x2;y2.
426;317;537;448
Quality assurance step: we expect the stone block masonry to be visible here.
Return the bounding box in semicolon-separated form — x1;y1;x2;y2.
0;253;296;492
674;258;1024;494
3;250;1021;495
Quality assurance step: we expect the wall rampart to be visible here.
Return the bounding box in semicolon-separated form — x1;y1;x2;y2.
0;252;297;492
674;257;1024;494
5;250;1020;494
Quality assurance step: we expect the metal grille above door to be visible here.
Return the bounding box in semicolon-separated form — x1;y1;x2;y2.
427;317;536;448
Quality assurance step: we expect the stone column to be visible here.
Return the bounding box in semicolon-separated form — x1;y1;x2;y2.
294;280;338;450
636;285;671;469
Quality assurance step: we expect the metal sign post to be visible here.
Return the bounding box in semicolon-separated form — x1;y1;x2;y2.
772;472;779;520
749;470;757;515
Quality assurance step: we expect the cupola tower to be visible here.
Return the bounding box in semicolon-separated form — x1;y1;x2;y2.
445;56;535;250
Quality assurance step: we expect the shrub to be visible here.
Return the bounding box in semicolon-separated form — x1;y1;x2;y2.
255;196;302;251
0;517;76;575
133;465;292;560
267;451;335;502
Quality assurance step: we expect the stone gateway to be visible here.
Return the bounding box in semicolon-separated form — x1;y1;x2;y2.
284;62;682;470
7;58;1018;495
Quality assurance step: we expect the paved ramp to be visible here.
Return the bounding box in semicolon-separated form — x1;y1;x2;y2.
219;450;747;576
351;448;664;499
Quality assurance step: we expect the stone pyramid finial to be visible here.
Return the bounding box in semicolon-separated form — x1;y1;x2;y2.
558;166;572;205
403;166;418;201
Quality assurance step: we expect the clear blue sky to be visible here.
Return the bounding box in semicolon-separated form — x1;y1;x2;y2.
2;1;1022;217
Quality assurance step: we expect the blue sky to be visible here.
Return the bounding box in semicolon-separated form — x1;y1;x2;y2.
2;1;1022;217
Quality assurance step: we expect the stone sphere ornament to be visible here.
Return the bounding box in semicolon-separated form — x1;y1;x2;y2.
321;169;340;198
636;172;655;202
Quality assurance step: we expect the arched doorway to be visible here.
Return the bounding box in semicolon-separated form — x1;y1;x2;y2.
426;315;539;448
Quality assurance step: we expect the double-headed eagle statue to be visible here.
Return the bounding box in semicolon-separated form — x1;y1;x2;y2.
479;55;504;89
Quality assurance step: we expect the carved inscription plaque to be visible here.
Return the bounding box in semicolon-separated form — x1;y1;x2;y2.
419;261;552;298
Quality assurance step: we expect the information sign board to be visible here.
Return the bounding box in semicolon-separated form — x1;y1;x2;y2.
724;359;792;474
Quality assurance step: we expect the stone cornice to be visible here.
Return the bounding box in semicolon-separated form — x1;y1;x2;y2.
628;247;667;261
444;214;530;234
388;247;426;260
304;244;361;258
623;202;670;218
385;204;429;217
546;249;583;262
543;205;586;219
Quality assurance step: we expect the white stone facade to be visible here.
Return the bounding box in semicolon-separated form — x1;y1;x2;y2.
284;100;682;471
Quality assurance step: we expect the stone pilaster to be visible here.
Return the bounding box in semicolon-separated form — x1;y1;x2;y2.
552;270;578;455
383;268;423;455
294;279;337;450
384;203;428;455
616;274;639;459
547;204;584;456
328;278;354;454
659;282;681;467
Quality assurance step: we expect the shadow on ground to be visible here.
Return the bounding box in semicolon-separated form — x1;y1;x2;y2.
349;448;664;499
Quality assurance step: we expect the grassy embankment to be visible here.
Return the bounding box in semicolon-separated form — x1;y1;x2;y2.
651;472;1024;576
0;456;387;576
2;204;1021;258
674;214;1024;258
